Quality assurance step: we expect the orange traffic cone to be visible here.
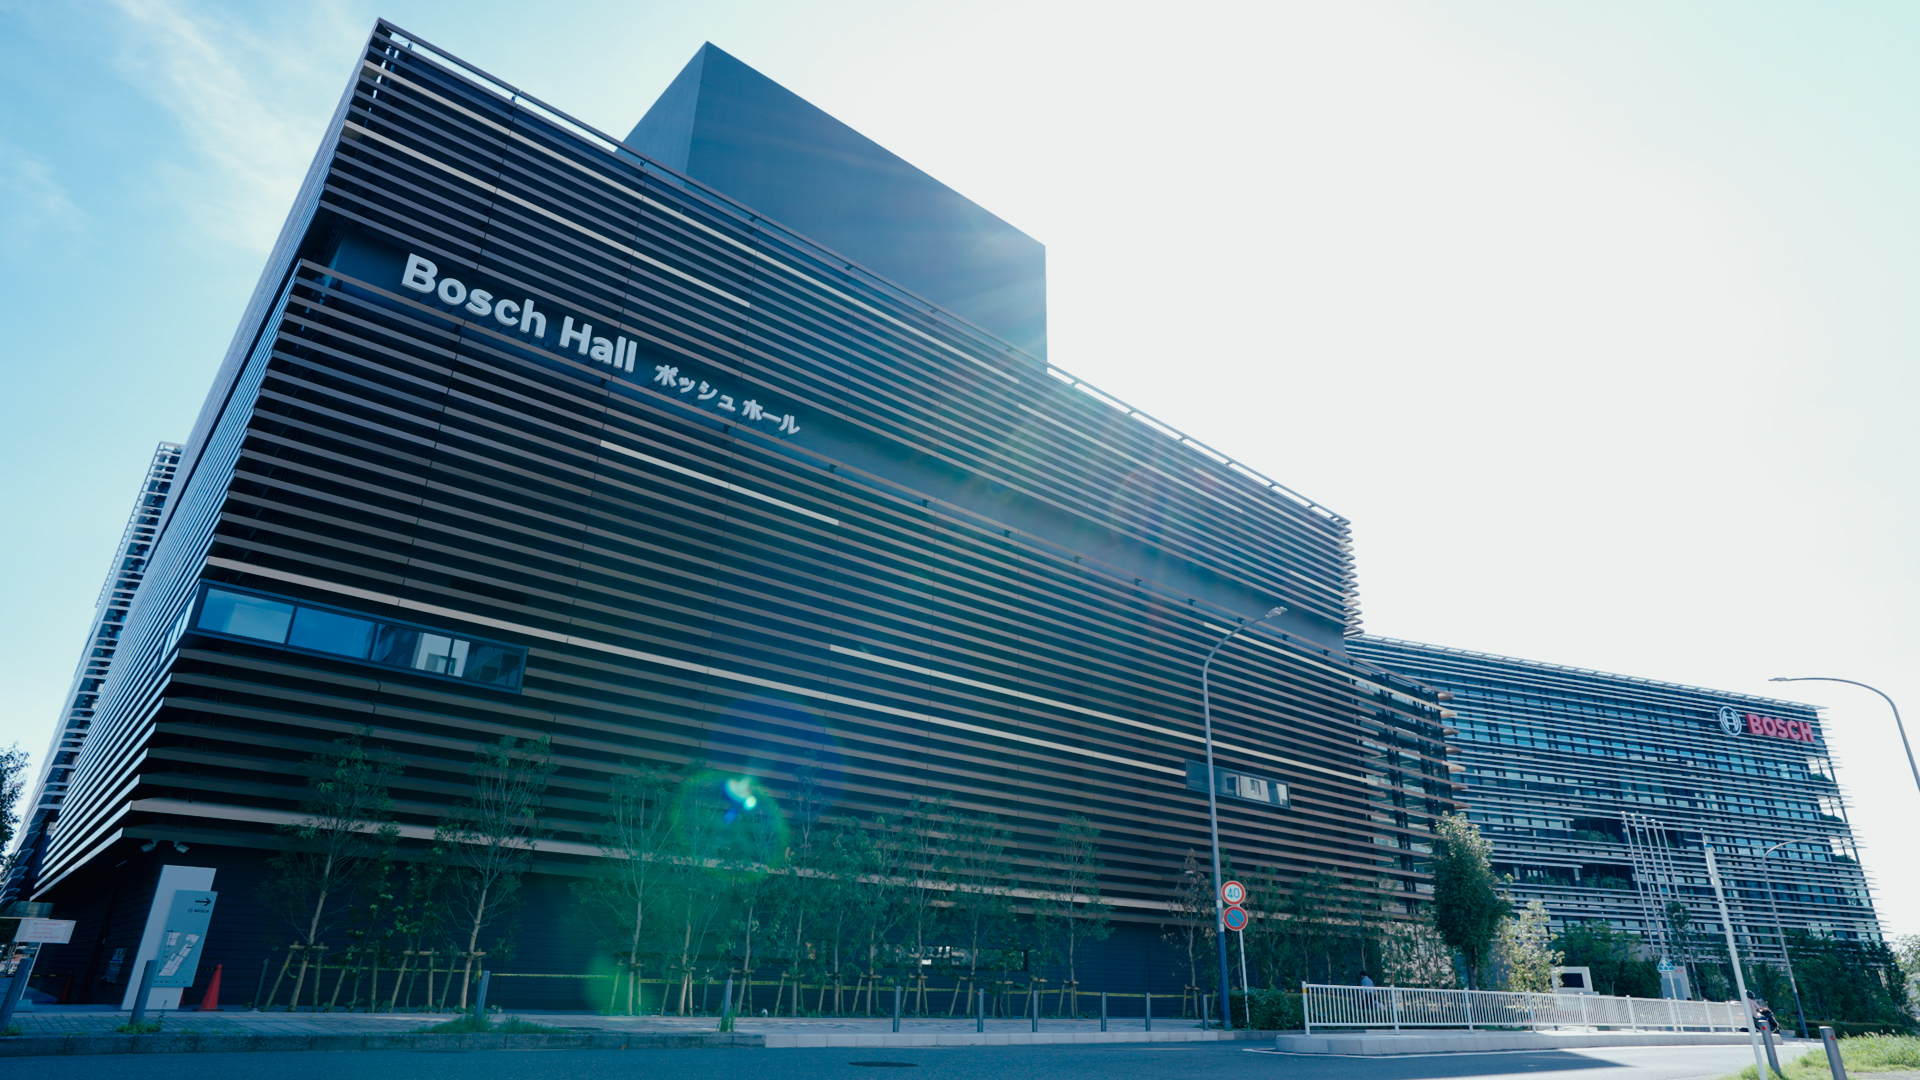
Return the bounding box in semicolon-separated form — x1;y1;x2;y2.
198;964;223;1011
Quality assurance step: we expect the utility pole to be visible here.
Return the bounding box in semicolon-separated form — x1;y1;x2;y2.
1706;849;1770;1080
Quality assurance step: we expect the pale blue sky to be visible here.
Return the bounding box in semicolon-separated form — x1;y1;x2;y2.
2;0;1916;934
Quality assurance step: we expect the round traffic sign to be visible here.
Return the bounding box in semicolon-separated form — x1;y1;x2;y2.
1221;880;1246;905
1223;905;1249;932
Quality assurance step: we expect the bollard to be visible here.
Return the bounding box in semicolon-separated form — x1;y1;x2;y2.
720;977;733;1021
1821;1026;1847;1080
474;970;491;1016
1145;991;1152;1032
1101;991;1107;1032
130;960;158;1026
1030;986;1038;1032
1763;1020;1784;1079
893;985;902;1033
1202;992;1210;1030
977;987;985;1033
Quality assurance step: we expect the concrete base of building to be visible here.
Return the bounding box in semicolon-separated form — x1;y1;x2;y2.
1275;1029;1789;1055
0;1032;763;1057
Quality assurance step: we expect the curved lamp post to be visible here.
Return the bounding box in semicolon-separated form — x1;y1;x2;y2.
1768;677;1918;799
1200;606;1286;1030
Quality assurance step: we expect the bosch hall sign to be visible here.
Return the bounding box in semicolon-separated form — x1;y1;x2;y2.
1717;705;1815;743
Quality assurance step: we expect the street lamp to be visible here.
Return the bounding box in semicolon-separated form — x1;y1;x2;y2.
1768;677;1918;799
1758;838;1816;1039
1200;606;1286;1031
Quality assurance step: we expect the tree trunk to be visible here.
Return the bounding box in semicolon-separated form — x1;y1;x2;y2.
460;881;489;1009
265;948;296;1011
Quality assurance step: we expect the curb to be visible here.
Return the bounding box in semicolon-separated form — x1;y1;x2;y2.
1273;1031;1768;1056
0;1031;764;1057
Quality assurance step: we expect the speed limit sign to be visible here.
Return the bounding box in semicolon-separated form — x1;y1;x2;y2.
1221;880;1245;905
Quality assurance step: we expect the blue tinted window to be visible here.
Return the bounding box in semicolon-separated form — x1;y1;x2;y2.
197;589;293;643
463;644;524;688
370;624;420;668
288;607;375;659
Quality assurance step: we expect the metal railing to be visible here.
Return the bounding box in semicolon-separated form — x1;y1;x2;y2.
1302;984;1748;1035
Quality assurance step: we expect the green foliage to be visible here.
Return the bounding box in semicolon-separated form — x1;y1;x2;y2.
435;735;557;1008
112;1019;163;1034
257;730;401;1010
571;762;682;1014
1378;916;1457;988
1035;815;1113;994
0;742;27;861
1778;931;1913;1028
1233;988;1304;1030
1894;934;1920;1012
1429;813;1510;989
1;1022;21;1037
1161;851;1215;997
1721;1034;1920;1080
1492;900;1562;992
1552;921;1659;998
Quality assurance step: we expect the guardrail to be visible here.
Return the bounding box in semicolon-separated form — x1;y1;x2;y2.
1301;983;1748;1035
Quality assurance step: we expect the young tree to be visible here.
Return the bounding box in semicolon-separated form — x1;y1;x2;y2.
258;731;400;1009
1282;870;1339;985
572;763;681;1014
1493;899;1562;992
768;762;834;1016
1429;813;1510;989
1036;815;1112;1016
1162;851;1213;1009
896;794;953;1013
0;743;27;856
386;856;449;1009
948;807;1015;1012
1378;916;1458;988
434;734;556;1008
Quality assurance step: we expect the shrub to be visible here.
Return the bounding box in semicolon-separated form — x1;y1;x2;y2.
1231;989;1303;1030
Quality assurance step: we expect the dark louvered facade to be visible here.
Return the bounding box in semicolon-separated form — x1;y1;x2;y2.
24;22;1453;1005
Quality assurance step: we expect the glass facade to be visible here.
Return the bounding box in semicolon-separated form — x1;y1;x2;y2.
1349;636;1882;977
190;584;526;689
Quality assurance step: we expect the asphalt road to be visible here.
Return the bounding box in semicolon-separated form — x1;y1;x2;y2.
22;1041;1763;1080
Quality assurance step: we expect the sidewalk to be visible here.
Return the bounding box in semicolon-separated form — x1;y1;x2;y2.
7;1006;1263;1045
1274;1029;1807;1056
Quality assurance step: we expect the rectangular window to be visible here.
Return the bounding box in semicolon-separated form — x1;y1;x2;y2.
288;607;376;659
1184;760;1290;808
187;583;525;691
197;588;293;643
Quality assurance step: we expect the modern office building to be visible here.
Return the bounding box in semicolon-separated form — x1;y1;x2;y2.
2;442;183;906
1349;636;1882;984
17;22;1452;1005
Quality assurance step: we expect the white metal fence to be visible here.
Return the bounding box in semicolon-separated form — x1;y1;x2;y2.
1302;984;1748;1035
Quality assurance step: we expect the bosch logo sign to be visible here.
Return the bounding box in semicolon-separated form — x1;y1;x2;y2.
1717;706;1816;744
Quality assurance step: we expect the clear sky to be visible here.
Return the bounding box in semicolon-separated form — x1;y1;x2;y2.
2;0;1915;936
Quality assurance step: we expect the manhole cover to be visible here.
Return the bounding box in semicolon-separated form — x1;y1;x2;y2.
849;1063;919;1069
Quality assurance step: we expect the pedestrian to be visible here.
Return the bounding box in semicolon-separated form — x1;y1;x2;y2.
1359;971;1375;988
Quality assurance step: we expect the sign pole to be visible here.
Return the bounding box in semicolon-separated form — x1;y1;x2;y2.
0;943;40;1032
1237;929;1250;1027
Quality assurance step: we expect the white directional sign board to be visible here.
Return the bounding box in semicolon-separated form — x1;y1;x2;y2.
15;919;76;944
